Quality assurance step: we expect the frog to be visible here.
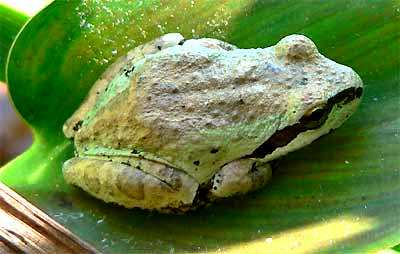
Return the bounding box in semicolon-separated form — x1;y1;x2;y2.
62;33;363;212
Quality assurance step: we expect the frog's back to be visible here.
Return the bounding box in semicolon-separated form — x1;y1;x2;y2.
73;43;293;182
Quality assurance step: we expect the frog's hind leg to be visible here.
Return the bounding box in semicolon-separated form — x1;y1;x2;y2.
62;157;199;212
208;159;272;199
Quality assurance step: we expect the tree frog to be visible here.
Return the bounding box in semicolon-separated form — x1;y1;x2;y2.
62;33;363;212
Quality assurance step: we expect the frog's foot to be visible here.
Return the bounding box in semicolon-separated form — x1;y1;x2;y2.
207;159;272;199
62;157;199;212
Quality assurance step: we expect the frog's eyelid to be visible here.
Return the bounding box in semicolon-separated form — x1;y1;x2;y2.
275;34;318;60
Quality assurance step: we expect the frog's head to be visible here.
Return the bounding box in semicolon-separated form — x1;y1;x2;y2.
250;34;363;161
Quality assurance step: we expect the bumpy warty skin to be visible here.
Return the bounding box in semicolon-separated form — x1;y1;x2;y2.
63;33;363;211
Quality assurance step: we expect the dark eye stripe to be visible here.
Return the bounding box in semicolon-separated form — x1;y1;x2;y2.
245;87;362;158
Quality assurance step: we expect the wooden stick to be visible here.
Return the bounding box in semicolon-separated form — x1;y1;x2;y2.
0;182;99;254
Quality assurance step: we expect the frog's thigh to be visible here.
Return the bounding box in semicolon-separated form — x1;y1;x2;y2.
62;158;199;210
209;159;272;198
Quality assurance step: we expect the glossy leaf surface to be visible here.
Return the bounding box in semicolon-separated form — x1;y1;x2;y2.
1;1;399;253
0;4;28;81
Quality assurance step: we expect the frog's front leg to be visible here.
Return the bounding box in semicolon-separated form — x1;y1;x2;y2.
208;159;272;199
62;157;199;211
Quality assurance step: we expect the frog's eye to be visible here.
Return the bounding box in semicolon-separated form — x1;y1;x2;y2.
301;104;330;129
275;34;318;61
304;104;327;121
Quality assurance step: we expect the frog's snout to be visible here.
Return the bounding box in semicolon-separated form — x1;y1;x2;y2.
275;34;318;61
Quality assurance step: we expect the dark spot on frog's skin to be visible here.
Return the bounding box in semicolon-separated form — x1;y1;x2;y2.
72;120;83;131
178;39;186;45
96;91;100;95
124;65;135;77
238;99;245;105
135;165;141;170
216;179;220;183
193;160;200;166
299;77;308;86
118;142;121;147
84;147;88;151
213;186;217;190
210;148;219;154
121;161;131;166
157;45;162;50
109;159;112;162
131;149;138;154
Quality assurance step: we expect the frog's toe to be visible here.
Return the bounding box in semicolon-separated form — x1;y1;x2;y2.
208;159;272;199
275;34;318;61
62;158;199;211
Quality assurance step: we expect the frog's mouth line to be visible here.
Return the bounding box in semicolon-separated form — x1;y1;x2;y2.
246;87;363;158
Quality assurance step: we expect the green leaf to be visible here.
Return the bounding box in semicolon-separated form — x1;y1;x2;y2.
0;4;29;82
1;0;399;253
